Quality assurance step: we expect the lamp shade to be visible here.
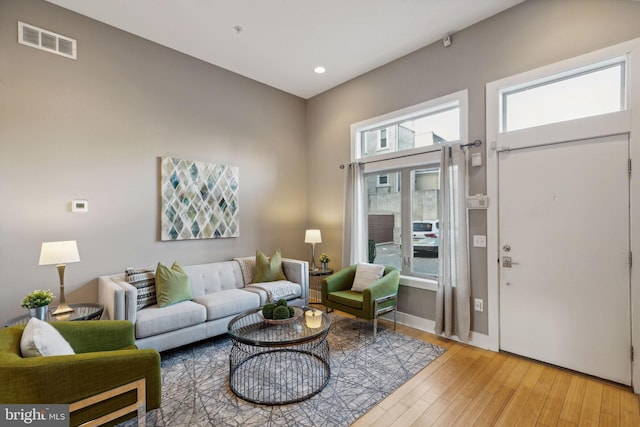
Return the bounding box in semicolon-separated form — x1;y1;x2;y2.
38;241;80;265
304;229;322;244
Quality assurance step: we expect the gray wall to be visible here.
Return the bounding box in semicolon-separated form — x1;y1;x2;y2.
0;0;308;325
306;0;640;334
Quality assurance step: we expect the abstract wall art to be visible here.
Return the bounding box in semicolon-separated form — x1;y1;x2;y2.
161;157;239;240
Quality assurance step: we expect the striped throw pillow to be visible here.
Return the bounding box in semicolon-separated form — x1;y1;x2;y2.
125;267;156;310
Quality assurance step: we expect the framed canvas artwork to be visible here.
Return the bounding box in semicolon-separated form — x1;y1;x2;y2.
161;157;239;240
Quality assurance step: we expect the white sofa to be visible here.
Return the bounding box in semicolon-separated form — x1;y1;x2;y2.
98;257;309;352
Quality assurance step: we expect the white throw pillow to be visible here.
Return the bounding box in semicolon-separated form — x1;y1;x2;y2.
351;263;386;292
20;318;75;358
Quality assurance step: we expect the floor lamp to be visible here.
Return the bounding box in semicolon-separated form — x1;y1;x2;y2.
39;240;80;316
305;229;322;272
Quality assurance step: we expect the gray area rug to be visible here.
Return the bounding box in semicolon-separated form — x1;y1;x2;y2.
121;314;446;426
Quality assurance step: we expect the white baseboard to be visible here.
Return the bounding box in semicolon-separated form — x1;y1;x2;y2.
381;311;491;350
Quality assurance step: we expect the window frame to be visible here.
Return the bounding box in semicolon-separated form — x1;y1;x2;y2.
499;56;627;133
376;174;390;187
351;90;469;290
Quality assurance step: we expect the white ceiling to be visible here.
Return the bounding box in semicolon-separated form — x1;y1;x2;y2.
45;0;524;99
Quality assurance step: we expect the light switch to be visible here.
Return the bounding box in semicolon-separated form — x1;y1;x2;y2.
473;235;486;248
471;152;482;167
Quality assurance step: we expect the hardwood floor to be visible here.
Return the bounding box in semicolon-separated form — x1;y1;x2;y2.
352;320;640;427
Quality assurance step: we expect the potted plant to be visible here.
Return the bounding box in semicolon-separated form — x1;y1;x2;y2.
319;253;330;272
21;289;55;320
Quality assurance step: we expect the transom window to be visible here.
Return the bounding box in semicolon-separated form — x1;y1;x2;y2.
500;57;626;132
358;98;461;160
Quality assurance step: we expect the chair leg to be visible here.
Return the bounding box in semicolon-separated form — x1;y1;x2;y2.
373;316;377;342
393;307;397;331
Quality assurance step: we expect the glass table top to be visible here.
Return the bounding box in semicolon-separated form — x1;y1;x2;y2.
228;306;330;346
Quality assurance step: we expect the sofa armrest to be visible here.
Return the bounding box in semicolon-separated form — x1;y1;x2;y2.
363;268;400;318
282;258;309;303
98;275;126;320
98;275;137;323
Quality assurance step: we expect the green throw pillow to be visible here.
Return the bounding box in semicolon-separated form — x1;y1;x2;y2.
155;261;192;307
253;249;287;283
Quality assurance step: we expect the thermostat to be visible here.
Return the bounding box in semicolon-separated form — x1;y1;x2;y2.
467;194;488;209
72;199;89;213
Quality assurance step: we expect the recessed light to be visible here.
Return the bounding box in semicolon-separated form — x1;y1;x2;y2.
314;66;326;74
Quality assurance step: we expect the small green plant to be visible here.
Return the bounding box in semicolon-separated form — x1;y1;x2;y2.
319;253;330;263
20;289;55;309
262;303;277;319
261;299;295;320
273;305;290;320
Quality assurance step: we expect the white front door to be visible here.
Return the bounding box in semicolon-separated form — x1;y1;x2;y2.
498;135;631;385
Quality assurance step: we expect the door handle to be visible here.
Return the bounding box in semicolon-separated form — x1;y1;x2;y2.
502;256;519;268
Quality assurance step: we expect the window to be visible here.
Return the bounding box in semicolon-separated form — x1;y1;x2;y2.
500;57;626;132
379;129;388;150
351;90;467;285
360;103;460;159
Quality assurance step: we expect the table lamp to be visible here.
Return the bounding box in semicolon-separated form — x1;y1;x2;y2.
304;229;322;272
39;240;80;315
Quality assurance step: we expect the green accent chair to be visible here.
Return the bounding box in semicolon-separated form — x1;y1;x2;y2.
322;265;400;341
0;320;161;427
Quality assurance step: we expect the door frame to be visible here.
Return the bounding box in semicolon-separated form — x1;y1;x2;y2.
486;37;640;391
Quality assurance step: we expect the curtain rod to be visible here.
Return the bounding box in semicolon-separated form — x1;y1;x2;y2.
461;139;482;149
339;139;482;169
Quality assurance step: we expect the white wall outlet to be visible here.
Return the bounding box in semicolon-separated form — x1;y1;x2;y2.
473;235;487;248
474;298;484;312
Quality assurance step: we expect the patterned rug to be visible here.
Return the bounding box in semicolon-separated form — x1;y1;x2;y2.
120;314;446;426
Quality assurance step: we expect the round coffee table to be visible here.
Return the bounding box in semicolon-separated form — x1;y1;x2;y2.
227;306;331;405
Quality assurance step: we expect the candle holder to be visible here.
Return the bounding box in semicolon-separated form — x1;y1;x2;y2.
305;308;323;328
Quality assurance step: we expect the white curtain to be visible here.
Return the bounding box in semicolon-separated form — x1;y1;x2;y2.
435;144;471;342
342;162;367;266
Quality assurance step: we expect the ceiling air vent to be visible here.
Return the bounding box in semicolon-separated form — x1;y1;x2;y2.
18;21;77;60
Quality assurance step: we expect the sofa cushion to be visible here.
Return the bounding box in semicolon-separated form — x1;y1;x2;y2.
183;261;245;297
125;267;156;310
328;290;364;310
351;263;385;292
135;301;206;338
20;318;75;357
254;250;287;283
192;289;260;321
155;262;193;307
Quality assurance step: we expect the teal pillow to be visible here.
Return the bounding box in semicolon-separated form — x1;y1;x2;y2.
253;249;287;283
155;261;192;307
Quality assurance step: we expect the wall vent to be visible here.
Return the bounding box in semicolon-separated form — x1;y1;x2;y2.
18;21;77;60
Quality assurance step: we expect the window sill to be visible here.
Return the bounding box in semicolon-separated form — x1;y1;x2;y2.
399;275;438;292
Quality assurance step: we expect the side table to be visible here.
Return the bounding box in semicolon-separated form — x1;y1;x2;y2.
4;303;104;327
309;268;333;304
